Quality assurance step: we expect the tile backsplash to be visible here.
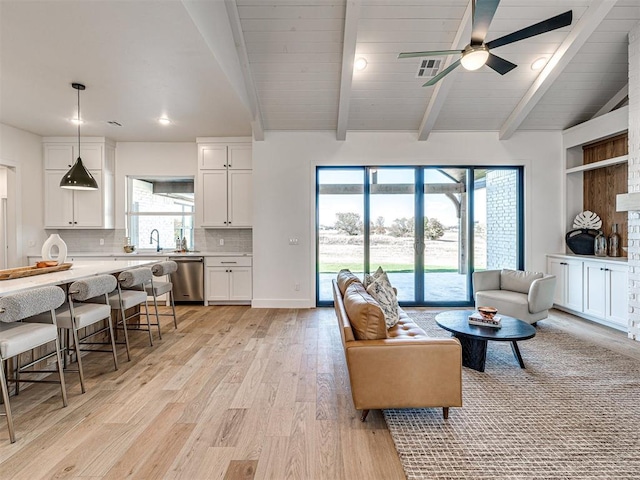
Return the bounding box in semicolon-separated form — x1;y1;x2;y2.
48;228;252;254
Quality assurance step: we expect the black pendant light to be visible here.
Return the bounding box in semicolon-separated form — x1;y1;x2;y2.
60;82;98;190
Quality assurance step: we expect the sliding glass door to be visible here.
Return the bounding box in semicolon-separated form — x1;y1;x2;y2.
316;166;523;306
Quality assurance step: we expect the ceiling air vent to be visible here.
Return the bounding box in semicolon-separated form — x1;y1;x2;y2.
107;120;122;127
416;59;441;78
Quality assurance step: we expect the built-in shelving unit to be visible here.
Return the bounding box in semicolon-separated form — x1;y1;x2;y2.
565;154;628;174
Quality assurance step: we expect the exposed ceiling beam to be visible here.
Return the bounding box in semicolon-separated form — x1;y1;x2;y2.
591;83;628;119
224;0;264;141
499;0;617;140
182;0;264;141
336;0;361;141
417;2;472;141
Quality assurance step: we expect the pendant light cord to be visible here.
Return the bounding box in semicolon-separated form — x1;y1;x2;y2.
77;85;81;156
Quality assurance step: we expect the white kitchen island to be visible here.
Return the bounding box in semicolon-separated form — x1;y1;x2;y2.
0;260;157;297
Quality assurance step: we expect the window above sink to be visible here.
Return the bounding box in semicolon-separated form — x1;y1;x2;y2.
126;176;194;252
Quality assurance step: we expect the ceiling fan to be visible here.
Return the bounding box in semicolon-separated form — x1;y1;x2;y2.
398;0;573;86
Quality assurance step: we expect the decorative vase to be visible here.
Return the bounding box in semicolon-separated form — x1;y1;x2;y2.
594;231;607;257
608;224;621;257
41;233;68;264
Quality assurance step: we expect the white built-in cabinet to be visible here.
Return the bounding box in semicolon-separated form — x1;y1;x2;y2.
197;138;252;228
547;254;628;331
43;137;115;229
547;256;584;312
205;256;252;305
582;261;628;328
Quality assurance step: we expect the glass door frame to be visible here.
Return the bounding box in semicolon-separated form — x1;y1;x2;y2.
316;165;525;307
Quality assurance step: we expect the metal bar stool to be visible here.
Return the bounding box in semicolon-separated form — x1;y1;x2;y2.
56;275;119;394
144;261;179;336
108;267;155;348
0;286;68;443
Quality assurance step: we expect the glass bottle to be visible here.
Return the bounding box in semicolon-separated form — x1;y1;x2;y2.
608;224;621;257
181;236;188;252
594;231;607;257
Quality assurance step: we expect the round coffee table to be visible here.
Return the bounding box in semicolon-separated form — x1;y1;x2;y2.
435;310;536;372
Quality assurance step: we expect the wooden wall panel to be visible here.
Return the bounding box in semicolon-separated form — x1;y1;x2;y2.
583;133;628;252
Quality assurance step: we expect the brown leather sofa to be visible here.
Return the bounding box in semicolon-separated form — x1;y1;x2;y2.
332;271;462;421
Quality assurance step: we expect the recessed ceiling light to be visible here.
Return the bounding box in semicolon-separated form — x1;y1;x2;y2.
531;57;547;71
70;117;83;125
354;57;368;71
158;116;171;125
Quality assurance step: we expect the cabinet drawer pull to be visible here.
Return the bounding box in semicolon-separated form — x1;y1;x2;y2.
560;262;567;265
600;267;605;271
221;261;237;264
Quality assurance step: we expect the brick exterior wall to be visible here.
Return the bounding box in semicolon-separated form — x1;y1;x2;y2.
486;170;518;270
628;23;640;341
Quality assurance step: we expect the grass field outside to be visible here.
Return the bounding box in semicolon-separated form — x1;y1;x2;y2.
318;228;486;274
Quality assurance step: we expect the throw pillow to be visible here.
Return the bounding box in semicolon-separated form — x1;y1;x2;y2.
363;266;384;288
366;272;399;328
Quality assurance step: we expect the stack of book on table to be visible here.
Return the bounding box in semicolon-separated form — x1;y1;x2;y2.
468;312;502;328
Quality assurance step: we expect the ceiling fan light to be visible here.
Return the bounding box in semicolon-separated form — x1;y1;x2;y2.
460;48;489;71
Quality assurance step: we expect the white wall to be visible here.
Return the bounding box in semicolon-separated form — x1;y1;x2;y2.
252;131;563;308
0;122;43;263
114;142;197;231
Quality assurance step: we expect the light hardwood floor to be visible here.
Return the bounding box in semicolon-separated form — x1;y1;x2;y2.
1;306;638;479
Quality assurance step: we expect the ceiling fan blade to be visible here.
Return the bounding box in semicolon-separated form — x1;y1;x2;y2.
471;0;500;45
486;10;572;50
398;50;462;59
423;59;461;86
485;53;517;75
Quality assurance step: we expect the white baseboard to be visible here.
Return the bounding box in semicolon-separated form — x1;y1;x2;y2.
251;298;315;309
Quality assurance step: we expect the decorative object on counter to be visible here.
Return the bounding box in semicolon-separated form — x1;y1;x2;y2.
608;223;621;257
565;228;599;255
181;236;187;252
41;233;68;264
0;263;72;280
123;245;136;253
59;83;98;191
175;235;181;251
594;231;607;257
36;261;58;268
572;210;602;230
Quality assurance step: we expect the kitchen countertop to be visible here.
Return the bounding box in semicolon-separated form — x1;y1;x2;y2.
547;253;628;263
34;251;252;258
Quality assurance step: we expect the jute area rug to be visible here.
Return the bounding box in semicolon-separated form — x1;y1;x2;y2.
383;312;640;479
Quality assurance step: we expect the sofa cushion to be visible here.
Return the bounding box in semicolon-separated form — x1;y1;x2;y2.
387;309;429;339
337;269;362;296
500;269;543;294
366;272;399;328
343;282;388;340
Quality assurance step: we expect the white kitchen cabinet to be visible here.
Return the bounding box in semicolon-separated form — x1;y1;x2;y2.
205;256;252;304
43;137;115;229
547;256;583;312
583;261;628;328
197;139;252;228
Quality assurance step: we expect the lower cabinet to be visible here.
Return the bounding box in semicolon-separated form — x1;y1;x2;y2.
546;255;628;331
205;256;252;304
583;261;628;328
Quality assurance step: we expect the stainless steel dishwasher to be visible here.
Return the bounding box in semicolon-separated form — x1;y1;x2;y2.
171;256;204;302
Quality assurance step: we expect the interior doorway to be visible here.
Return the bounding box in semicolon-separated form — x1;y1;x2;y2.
0;162;18;268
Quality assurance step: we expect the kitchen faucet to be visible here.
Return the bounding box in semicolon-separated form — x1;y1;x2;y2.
150;229;161;252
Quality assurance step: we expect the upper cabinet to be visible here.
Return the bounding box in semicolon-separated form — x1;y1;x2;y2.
42;137;115;229
197;138;253;228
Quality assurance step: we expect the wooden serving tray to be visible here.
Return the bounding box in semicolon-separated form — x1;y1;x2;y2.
0;263;73;281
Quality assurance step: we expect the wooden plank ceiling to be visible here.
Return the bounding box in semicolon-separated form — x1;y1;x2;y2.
235;0;640;138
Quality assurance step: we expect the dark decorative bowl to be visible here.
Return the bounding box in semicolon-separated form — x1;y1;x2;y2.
477;306;498;320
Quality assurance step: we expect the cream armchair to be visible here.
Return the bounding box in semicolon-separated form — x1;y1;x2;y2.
472;269;556;325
